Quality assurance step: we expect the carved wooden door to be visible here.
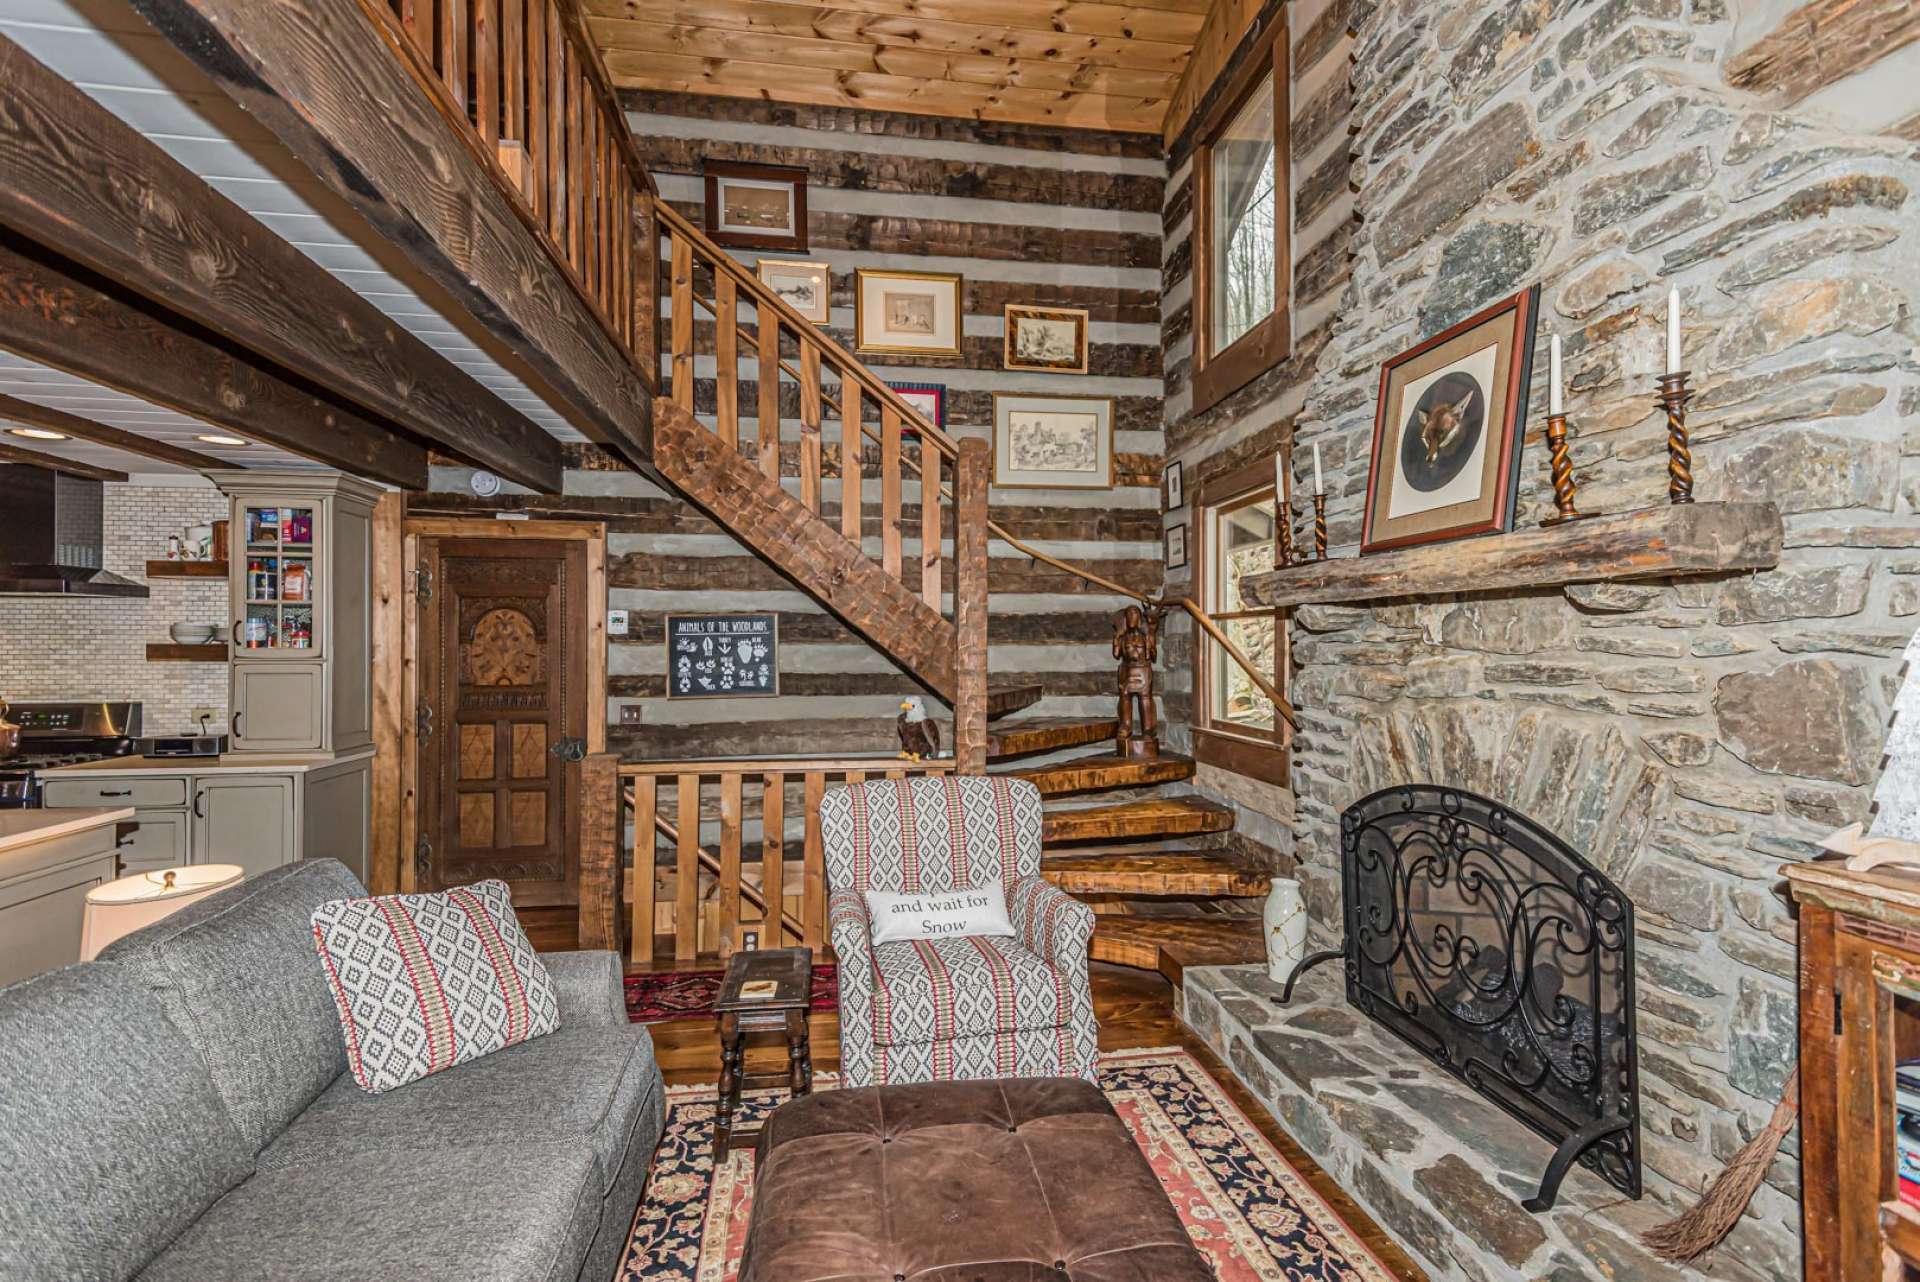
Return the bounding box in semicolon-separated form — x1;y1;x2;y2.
416;536;589;906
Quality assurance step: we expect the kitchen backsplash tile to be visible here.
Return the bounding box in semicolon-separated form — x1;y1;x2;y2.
0;484;228;731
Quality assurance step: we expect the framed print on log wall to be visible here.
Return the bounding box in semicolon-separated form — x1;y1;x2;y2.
1165;522;1188;569
1004;305;1089;374
992;393;1115;489
1164;459;1185;510
757;259;832;324
856;270;963;357
888;382;946;432
704;160;809;252
1360;284;1541;554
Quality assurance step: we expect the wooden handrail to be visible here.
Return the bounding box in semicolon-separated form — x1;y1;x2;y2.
1173;596;1296;730
620;756;955;776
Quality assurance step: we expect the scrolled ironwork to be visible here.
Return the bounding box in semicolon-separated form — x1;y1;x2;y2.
1338;784;1641;1208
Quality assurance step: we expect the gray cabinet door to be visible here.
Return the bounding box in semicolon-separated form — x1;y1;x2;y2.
192;775;296;879
117;809;190;876
231;663;325;752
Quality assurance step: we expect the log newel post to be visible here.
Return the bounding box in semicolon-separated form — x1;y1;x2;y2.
954;436;991;775
578;752;626;955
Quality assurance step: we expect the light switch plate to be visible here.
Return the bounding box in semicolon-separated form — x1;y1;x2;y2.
619;704;644;726
607;608;630;635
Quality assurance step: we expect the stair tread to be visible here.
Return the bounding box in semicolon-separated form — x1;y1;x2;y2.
1041;797;1236;843
987;718;1118;759
1004;751;1195;797
1090;915;1266;983
1042;851;1270;897
986;682;1045;719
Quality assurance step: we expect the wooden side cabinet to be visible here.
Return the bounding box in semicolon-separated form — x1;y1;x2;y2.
1786;863;1920;1281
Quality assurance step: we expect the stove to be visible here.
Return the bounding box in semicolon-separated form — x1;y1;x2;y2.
0;701;142;808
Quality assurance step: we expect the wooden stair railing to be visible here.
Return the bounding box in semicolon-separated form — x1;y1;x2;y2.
367;0;657;385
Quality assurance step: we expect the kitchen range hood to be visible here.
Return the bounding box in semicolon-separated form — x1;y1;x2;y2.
0;465;148;597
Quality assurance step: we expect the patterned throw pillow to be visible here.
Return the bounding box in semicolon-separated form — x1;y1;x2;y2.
310;880;559;1093
865;879;1016;946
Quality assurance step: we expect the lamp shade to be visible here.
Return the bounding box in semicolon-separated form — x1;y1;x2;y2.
80;864;244;960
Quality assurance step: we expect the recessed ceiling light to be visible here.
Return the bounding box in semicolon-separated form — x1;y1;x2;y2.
7;427;66;441
195;435;249;447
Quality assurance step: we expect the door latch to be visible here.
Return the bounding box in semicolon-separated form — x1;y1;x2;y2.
414;836;432;885
412;566;433;604
415;702;434;740
549;736;587;763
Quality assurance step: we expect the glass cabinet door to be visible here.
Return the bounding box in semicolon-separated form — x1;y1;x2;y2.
232;500;323;658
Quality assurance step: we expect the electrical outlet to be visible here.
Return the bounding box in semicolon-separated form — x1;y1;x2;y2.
607;608;630;636
189;706;219;730
740;930;759;951
619;704;644;727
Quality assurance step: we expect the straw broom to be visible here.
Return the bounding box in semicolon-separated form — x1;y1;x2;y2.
1640;1068;1799;1262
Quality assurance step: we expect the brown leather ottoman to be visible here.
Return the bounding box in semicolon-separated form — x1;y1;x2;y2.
739;1076;1213;1282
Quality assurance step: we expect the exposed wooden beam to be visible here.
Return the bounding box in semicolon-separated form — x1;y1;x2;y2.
0;236;428;489
127;0;654;470
1727;0;1920;103
0;440;127;482
0;36;563;494
586;0;1204;47
1163;0;1269;145
0;393;230;473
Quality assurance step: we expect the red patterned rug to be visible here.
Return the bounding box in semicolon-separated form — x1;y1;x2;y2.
624;965;838;1024
617;1047;1396;1281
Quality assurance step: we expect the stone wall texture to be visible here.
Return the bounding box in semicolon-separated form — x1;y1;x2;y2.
1245;0;1920;1275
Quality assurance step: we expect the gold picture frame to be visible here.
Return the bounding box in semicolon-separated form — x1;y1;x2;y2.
855;269;963;358
1004;304;1090;374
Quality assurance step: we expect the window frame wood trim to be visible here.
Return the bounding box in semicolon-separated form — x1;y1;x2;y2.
1190;20;1292;418
1191;454;1291;782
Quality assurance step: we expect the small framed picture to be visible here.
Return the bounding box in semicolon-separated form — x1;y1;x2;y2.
1361;284;1542;554
888;382;946;433
704;160;808;252
1004;305;1090;374
758;259;831;324
856;269;963;358
992;393;1114;490
1163;460;1185;510
1165;522;1188;569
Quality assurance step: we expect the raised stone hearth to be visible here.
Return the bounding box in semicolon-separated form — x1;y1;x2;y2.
1180;964;1773;1282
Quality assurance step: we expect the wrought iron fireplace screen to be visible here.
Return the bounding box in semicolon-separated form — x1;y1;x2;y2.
1325;784;1640;1211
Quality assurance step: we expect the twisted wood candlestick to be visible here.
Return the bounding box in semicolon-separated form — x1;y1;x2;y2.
1276;499;1295;567
1539;413;1597;527
1312;493;1328;560
1656;371;1694;505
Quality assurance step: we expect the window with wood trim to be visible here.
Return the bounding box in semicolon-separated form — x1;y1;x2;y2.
1191;22;1291;416
1192;457;1289;778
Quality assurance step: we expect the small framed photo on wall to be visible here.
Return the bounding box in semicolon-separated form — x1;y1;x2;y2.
992;393;1114;490
1004;305;1089;374
1163;460;1185;510
704;160;808;252
856;269;963;358
1165;522;1188;569
757;259;832;324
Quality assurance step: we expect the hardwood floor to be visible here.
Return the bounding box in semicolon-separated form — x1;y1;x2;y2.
641;960;1429;1280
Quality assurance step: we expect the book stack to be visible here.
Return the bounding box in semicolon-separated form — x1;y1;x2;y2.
1898;1061;1920;1208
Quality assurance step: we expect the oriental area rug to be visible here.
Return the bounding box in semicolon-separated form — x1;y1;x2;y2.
617;1047;1396;1281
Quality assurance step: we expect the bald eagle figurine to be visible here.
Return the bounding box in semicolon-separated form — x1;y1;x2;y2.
897;696;941;761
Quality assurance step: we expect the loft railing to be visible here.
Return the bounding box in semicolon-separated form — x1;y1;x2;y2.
579;753;956;964
367;0;657;385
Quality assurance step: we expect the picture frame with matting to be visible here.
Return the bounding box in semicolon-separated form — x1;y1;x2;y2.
704;160;809;252
1165;522;1188;569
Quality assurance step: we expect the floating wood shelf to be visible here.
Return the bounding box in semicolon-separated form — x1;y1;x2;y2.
145;560;228;579
146;643;227;662
1239;501;1783;610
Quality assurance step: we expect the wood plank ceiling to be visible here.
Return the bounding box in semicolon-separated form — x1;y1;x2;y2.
582;0;1207;133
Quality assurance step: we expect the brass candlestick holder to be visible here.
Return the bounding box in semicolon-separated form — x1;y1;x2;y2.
1539;413;1598;526
1312;493;1328;560
1655;371;1694;504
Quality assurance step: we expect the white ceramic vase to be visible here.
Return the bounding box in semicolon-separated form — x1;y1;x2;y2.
1264;878;1307;984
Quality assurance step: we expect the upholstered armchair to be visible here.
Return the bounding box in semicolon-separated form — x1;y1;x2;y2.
823;775;1098;1087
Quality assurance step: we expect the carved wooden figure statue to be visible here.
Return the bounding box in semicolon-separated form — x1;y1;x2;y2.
1113;605;1163;759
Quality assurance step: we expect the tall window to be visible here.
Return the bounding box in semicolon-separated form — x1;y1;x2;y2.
1193;459;1289;777
1193;23;1290;414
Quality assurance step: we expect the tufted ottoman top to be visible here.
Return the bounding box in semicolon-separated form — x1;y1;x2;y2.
739;1076;1214;1282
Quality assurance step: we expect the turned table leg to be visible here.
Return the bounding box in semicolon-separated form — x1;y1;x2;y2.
716;1012;743;1160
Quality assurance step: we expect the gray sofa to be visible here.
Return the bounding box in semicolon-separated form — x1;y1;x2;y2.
0;859;665;1282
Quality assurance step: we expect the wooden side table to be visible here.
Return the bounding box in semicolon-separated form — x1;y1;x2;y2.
713;946;814;1161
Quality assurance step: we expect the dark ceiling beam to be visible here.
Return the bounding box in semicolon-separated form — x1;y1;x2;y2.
125;0;654;472
0;235;428;490
0;36;562;493
0;439;127;482
0;393;233;473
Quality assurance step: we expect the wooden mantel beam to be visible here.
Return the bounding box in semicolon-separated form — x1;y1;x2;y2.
0;236;428;490
125;0;654;470
0;393;231;474
0;35;562;494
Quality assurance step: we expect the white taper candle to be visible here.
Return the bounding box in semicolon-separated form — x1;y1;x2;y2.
1312;443;1323;496
1666;287;1682;374
1549;334;1563;416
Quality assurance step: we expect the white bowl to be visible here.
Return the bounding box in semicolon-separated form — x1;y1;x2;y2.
169;623;215;644
209;624;230;643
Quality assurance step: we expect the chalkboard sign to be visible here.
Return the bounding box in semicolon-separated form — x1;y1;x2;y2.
666;613;779;698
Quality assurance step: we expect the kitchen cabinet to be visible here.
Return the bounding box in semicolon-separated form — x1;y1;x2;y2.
0;811;127;987
231;663;326;753
114;808;187;876
192;775;294;879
